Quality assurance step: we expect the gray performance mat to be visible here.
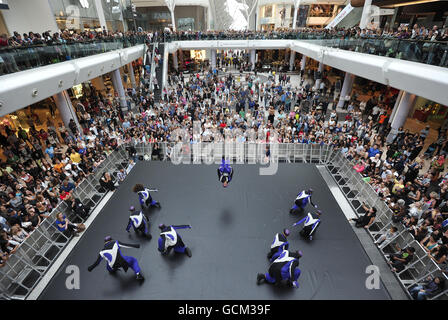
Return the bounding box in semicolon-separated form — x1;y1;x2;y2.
39;161;390;300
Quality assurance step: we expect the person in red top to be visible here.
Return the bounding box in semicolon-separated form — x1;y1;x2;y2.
38;129;48;141
0;34;8;47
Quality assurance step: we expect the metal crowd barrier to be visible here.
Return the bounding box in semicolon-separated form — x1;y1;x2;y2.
0;145;131;300
326;150;448;300
7;141;444;300
130;142;334;165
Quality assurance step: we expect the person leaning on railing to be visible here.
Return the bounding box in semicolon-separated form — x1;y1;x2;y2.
349;203;377;229
55;212;85;238
387;245;416;273
409;276;445;300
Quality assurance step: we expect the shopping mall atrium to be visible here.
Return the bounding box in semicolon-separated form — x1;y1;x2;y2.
0;0;447;303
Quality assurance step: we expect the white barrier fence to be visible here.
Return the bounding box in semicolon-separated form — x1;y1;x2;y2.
0;145;131;300
2;142;446;300
327;150;448;300
131;141;335;165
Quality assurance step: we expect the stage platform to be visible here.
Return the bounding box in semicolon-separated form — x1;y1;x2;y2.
39;161;390;300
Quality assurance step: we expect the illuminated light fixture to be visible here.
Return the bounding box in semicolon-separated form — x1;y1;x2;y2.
385;0;440;7
79;0;89;8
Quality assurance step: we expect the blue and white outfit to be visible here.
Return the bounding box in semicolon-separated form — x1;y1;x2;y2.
138;187;160;210
217;158;234;185
267;232;289;260
293;212;321;240
126;210;152;239
258;250;301;288
88;239;142;276
158;225;192;256
290;190;317;213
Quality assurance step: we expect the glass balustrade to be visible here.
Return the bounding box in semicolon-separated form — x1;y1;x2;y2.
164;32;448;68
0;36;147;76
1;32;447;76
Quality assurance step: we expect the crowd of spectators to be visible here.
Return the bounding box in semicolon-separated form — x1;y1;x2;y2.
134;65;448;297
2;24;447;76
0;28;157;48
0;28;157;75
0;27;447;296
164;25;448;42
1;23;447;50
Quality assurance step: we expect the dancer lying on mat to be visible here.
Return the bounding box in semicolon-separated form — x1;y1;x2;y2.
289;188;318;214
257;249;302;288
267;228;290;260
218;157;234;187
158;224;192;257
87;236;144;281
292;210;322;241
132;183;161;211
126;206;152;239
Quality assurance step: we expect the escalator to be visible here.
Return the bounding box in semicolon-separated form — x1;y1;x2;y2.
153;43;165;103
325;4;363;29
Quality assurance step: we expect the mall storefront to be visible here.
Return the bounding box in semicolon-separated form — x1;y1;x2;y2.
0;59;142;142
412;97;448;128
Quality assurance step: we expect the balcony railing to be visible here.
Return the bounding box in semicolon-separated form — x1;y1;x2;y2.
313;38;448;68
163;32;448;68
0;36;148;76
1;32;447;76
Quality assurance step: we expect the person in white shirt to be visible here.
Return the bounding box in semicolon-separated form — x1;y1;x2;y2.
374;226;398;248
371;105;381;121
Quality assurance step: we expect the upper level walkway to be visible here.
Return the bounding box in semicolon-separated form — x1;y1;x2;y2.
165;38;448;106
0;36;148;76
1;33;447;117
164;31;448;68
0;43;145;116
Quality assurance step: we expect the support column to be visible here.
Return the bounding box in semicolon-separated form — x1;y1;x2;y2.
128;63;136;89
314;62;324;90
337;72;355;108
170;10;176;31
110;69;127;112
359;0;373;29
250;49;256;70
94;0;108;32
292;3;298;29
172;50;178;71
289;51;296;71
289;1;300;71
386;91;416;143
166;0;176;31
211;49;217;70
300;54;306;72
162;46;169;90
388;90;403;124
53;90;82;134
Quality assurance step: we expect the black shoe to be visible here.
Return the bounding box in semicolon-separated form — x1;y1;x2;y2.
146;233;152;240
136;273;145;281
156;202;161;209
185;247;192;258
108;268;119;275
289;209;294;214
257;273;265;285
